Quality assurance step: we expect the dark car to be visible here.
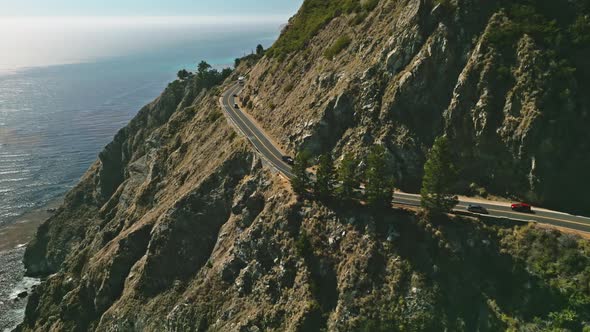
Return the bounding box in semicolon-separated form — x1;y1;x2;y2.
467;204;488;214
282;156;294;165
234;103;239;109
511;203;532;213
233;94;238;97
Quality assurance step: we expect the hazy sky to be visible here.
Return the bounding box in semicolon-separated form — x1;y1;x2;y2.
0;0;303;17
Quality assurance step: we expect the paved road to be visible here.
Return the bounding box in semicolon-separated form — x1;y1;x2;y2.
221;84;294;178
395;192;590;233
221;84;590;234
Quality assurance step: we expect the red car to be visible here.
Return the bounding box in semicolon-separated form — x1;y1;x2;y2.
511;203;532;213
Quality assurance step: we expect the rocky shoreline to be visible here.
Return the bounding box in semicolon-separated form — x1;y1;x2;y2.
0;199;60;331
0;247;40;332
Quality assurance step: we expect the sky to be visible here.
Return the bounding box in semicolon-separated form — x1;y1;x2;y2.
0;0;303;17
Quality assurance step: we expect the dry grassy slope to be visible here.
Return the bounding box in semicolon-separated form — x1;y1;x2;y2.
240;0;590;213
17;79;276;330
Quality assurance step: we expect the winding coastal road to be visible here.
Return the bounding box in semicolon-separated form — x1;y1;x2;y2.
221;84;294;178
221;84;590;234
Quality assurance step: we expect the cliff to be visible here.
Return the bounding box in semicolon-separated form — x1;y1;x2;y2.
18;0;590;331
241;0;590;214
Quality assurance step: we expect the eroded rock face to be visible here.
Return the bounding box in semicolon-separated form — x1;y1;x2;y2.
17;79;269;330
241;0;590;213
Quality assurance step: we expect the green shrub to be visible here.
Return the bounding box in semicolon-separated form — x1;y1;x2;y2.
496;64;513;83
350;11;369;25
234;53;263;68
285;60;299;73
485;4;561;52
324;35;352;59
284;83;295;93
205;111;222;123
361;0;380;11
570;15;590;45
296;231;312;258
501;226;590;328
267;0;376;59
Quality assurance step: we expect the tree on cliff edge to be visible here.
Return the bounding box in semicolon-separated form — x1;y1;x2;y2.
365;145;395;209
291;151;311;196
177;69;191;80
315;153;336;200
421;136;459;214
197;61;212;76
337;153;359;202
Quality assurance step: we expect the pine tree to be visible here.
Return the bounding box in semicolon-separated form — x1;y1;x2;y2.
177;69;191;80
420;136;459;213
197;61;212;78
291;151;311;196
315;153;335;200
337;153;358;201
365;145;395;209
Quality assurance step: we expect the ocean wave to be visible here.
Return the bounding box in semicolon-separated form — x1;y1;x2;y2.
0;153;32;158
0;170;29;176
0;177;29;184
0;211;21;219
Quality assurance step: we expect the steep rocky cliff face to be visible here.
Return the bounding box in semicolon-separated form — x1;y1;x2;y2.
240;0;590;213
17;0;590;331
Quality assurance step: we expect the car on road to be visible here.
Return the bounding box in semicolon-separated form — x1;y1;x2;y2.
467;204;488;214
282;156;294;165
234;103;239;109
233;94;238;97
511;203;532;213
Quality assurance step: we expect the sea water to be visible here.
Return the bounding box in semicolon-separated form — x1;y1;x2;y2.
0;16;283;228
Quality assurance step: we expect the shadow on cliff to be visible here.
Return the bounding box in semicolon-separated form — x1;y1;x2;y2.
299;195;577;331
379;211;573;330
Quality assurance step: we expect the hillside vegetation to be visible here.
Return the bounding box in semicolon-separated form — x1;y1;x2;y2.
267;0;379;59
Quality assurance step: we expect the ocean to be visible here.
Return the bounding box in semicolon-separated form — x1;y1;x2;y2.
0;16;284;228
0;16;284;330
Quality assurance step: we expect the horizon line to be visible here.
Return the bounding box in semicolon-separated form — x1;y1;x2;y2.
0;15;291;23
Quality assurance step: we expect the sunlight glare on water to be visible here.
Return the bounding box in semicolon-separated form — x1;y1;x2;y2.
0;16;283;227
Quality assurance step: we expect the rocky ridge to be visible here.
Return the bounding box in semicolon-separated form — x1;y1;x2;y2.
240;0;590;213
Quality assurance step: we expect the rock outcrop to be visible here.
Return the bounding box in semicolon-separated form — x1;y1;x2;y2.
241;0;590;213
